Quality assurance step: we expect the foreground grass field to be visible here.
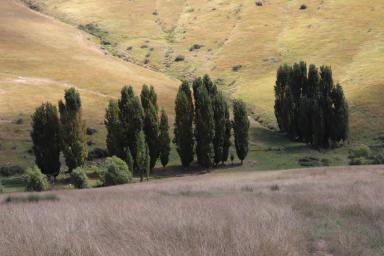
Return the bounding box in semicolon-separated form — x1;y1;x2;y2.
1;165;384;255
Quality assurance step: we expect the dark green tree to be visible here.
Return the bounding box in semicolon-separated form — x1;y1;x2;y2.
136;131;150;182
174;81;194;167
194;85;215;168
119;86;144;172
330;84;349;143
31;103;61;178
274;64;290;131
212;92;227;165
222;101;232;164
159;109;171;167
141;85;160;171
59;88;88;172
233;99;249;164
105;100;124;158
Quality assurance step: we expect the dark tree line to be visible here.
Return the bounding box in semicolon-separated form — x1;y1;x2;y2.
274;62;349;148
174;75;249;168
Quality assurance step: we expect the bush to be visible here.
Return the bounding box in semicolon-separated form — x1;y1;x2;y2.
25;166;49;192
86;127;97;135
71;168;89;189
101;156;132;186
255;1;263;6
175;55;185;62
300;4;307;10
87;147;108;160
372;152;384;164
232;65;242;72
349;157;364;166
189;44;203;51
350;145;371;158
0;165;24;177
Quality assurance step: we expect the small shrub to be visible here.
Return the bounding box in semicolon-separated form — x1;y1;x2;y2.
86;127;97;135
144;58;150;64
0;165;24;177
189;44;203;51
349;157;364;166
372;152;384;164
25;166;49;192
15;118;24;125
175;55;185;62
255;1;263;6
232;65;242;72
127;46;133;51
270;184;280;191
300;4;307;10
71;168;89;189
87;147;108;160
350;145;371;158
101;156;132;186
152;10;158;15
141;44;148;49
4;194;59;204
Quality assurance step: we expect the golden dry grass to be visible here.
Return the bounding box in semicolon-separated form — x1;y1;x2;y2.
0;0;179;165
1;165;384;256
29;0;384;135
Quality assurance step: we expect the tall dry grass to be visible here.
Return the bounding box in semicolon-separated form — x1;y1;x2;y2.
1;165;384;256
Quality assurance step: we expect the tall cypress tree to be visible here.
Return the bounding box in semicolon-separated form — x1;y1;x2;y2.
274;65;290;131
119;86;144;172
233;99;249;165
59;88;87;172
174;81;194;167
141;85;160;171
222;100;232;164
31;103;61;178
136;131;150;182
212;92;226;165
159;109;171;168
330;84;349;143
194;85;215;168
105;100;124;159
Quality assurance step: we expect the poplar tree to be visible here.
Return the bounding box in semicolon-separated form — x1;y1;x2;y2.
212;92;226;165
330;84;349;143
222;101;232;164
59;88;87;172
136;131;150;182
119;86;144;172
159;109;171;167
31;103;61;178
195;85;215;168
174;81;194;167
105;100;124;158
233;99;249;164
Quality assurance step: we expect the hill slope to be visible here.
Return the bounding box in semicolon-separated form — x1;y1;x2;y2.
0;0;178;165
28;0;384;137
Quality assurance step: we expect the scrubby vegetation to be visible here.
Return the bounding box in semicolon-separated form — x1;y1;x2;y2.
100;156;132;186
25;166;49;192
71;167;89;189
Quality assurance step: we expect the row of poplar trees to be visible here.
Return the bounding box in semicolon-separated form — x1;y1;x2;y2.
274;62;349;148
31;88;88;178
174;75;250;168
105;85;171;181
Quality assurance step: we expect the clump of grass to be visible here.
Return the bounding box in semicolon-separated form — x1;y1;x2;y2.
4;194;59;204
189;44;203;51
300;4;307;10
255;1;263;6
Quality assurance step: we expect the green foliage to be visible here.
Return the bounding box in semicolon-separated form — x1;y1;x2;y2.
159;109;171;167
222;104;232;164
233;100;250;164
0;182;4;193
194;82;215;168
71;167;89;189
119;86;144;172
31;102;61;177
102;156;132;186
136;131;150;182
25;166;49;192
174;81;194;167
4;194;59;204
105;100;124;159
350;145;371;158
212;92;227;165
141;85;160;170
0;165;24;177
274;63;349;148
59;88;88;172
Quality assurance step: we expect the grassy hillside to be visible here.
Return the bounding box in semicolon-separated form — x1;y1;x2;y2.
1;165;384;255
0;0;179;166
28;0;384;137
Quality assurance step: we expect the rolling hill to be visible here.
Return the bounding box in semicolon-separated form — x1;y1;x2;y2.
25;0;384;137
0;0;178;165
